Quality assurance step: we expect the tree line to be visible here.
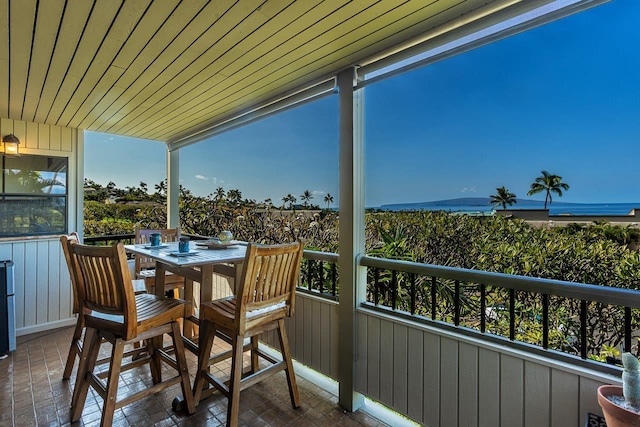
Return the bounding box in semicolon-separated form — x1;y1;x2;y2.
84;178;335;210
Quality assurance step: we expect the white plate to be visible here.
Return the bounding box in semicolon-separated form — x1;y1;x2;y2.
196;240;239;249
142;244;168;249
167;250;199;257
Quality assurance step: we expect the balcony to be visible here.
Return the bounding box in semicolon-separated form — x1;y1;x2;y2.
0;1;627;425
1;235;630;426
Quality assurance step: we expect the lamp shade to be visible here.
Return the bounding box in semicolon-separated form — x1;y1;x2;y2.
2;134;20;155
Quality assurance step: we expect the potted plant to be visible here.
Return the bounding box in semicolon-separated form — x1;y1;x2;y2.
598;353;640;426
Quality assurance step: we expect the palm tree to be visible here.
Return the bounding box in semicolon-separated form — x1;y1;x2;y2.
324;193;334;209
300;190;313;208
285;194;296;210
527;170;570;209
227;189;242;205
214;187;226;204
489;187;517;209
154;179;167;196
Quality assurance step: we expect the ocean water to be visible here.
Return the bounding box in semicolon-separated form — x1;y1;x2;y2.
380;203;640;216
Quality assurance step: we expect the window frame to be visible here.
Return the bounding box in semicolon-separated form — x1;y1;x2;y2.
0;154;69;238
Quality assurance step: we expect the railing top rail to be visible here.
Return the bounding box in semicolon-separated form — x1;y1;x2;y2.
84;233;134;242
303;249;338;263
360;254;640;309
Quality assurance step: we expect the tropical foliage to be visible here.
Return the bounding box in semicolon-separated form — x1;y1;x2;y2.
83;180;640;360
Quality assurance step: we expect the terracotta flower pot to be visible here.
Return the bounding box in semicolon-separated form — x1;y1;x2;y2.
598;385;640;427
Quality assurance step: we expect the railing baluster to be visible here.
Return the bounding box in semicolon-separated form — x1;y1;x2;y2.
410;273;416;315
454;280;460;326
625;307;632;352
509;289;515;340
331;263;337;297
542;294;549;349
580;300;587;359
374;268;380;306
307;259;313;291
317;260;324;294
480;284;486;333
431;277;437;320
392;270;398;311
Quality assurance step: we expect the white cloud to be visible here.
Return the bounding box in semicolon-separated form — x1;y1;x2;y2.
312;190;325;196
195;174;208;181
461;187;477;193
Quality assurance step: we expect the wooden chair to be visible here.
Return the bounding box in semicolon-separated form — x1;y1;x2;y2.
134;226;185;297
192;239;304;427
66;240;195;426
60;233;147;380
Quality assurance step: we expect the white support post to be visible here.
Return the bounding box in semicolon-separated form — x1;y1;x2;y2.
75;130;85;240
337;67;365;412
167;148;179;229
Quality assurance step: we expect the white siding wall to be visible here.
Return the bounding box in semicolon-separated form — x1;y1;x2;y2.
263;294;616;426
0;118;81;335
261;292;339;380
355;309;619;427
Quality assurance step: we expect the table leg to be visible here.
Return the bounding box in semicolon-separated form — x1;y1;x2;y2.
200;264;213;303
183;279;194;340
155;261;166;298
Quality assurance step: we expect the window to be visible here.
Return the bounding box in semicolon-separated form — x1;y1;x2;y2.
0;155;68;237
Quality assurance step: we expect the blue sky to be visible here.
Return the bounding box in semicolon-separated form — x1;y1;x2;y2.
85;0;639;208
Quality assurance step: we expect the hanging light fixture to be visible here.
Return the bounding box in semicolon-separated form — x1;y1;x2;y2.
1;134;20;155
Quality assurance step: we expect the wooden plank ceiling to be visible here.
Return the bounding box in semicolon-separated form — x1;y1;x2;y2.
1;0;525;143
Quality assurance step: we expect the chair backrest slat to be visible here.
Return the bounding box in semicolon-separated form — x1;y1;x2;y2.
236;240;304;331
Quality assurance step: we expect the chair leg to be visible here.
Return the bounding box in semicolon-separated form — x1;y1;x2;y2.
63;317;84;380
147;335;162;384
171;321;195;414
193;320;216;404
227;334;245;427
250;336;259;374
277;319;300;408
70;327;101;422
101;338;126;427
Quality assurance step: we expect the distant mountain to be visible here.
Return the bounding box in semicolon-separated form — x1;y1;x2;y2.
379;197;578;210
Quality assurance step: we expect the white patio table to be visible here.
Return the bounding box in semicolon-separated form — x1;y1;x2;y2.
124;240;247;353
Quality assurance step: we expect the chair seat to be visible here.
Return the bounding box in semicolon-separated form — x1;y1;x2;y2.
202;297;289;333
85;294;190;336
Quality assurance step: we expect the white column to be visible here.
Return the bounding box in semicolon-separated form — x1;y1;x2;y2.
75;130;85;239
167;148;179;228
337;67;365;411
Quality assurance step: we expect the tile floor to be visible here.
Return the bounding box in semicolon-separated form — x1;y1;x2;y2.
0;326;388;427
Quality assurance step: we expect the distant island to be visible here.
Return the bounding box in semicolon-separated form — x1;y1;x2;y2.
379;197;576;210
